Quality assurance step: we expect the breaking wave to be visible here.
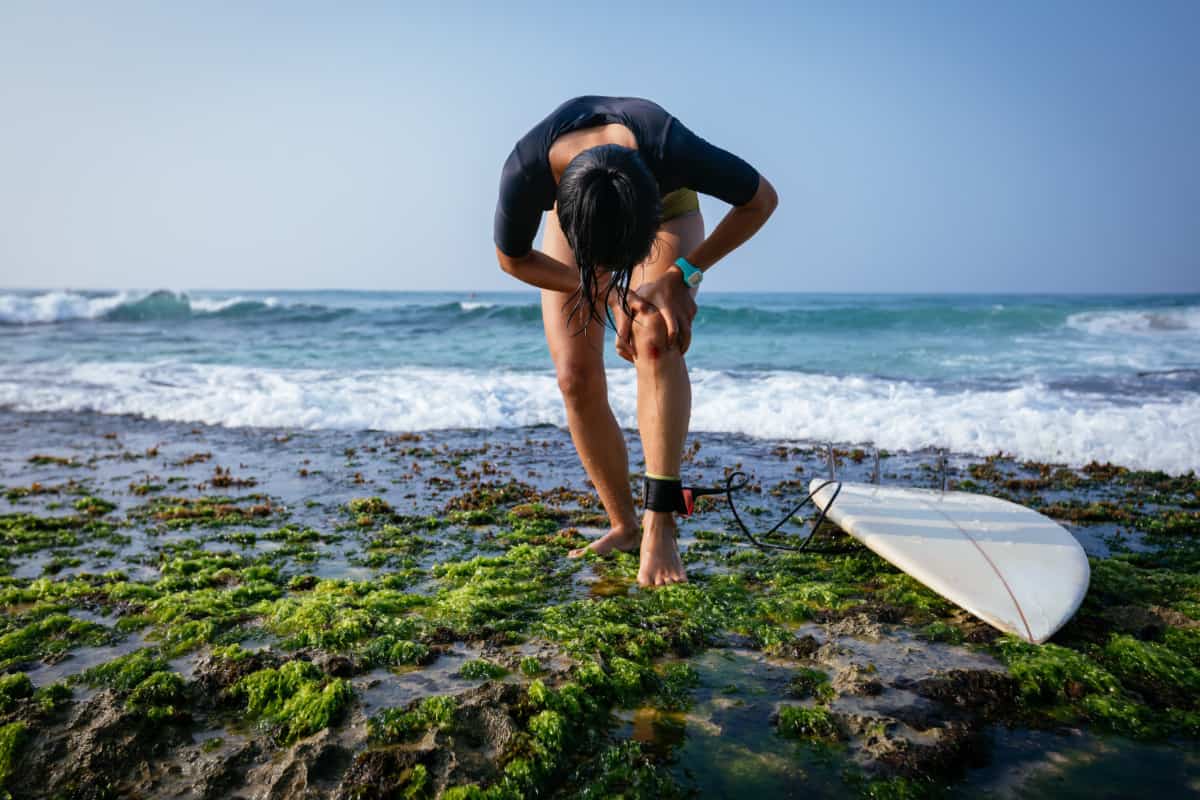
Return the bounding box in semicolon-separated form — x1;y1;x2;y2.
1;360;1196;475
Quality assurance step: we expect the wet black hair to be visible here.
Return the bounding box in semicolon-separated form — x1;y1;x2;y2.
555;144;661;332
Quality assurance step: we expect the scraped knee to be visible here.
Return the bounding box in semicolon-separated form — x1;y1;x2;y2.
632;312;671;362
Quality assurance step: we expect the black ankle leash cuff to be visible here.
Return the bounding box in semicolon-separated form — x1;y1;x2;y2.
643;475;690;514
642;471;843;554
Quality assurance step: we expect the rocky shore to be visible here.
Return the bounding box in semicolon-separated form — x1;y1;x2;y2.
0;410;1197;799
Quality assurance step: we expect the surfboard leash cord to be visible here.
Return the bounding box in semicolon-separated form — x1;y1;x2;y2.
645;472;843;552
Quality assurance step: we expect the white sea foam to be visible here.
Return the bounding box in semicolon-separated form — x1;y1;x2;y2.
188;295;278;313
1;361;1197;475
0;291;136;324
0;291;285;322
1066;307;1200;335
459;301;495;311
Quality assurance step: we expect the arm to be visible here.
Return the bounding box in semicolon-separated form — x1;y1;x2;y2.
622;118;777;352
494;143;582;291
495;247;580;294
629;175;778;356
678;174;778;274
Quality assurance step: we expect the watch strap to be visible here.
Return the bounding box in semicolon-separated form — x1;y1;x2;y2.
674;257;703;288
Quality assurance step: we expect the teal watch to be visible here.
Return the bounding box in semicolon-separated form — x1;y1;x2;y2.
674;257;704;289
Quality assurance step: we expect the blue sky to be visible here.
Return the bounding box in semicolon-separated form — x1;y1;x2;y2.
1;2;1197;293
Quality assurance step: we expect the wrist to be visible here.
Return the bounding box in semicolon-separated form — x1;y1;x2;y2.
673;256;704;289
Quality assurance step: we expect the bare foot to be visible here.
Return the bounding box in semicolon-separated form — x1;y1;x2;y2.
637;511;687;587
568;524;640;558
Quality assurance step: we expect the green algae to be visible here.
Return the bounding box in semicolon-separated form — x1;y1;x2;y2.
31;683;71;714
995;631;1200;739
125;671;187;721
0;675;32;714
72;496;115;516
446;509;498;526
257;581;424;653
80;649;169;692
360;636;431;667
0;613;110;670
1100;634;1200;708
1139;510;1200;537
368;694;457;743
529;708;568;752
128;480;165;496
540;576;759;668
0;514;85;559
775;705;839;741
852;776;930;800
0;721;27;794
444;479;537;514
3;481;81;504
1085;557;1198;612
233;660;353;743
130;494;283;528
1162;626;1200;662
5;426;1200;798
346;496;394;526
27;455;82;468
459;659;507;680
654;662;700;711
786;667;834;702
996;639;1119;704
565;741;682;800
142;571;282;656
429;544;574;636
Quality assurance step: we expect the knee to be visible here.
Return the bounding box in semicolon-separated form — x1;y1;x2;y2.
556;362;605;405
632;313;672;361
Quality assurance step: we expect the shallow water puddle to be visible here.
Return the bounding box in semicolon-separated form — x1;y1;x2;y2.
958;727;1200;799
353;642;486;717
617;649;848;799
25;628;151;687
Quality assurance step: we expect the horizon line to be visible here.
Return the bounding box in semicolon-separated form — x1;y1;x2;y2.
3;286;1200;298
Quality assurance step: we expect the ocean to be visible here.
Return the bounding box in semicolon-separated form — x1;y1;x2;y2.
1;289;1198;474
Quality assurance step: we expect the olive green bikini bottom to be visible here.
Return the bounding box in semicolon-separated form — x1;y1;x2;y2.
660;188;700;222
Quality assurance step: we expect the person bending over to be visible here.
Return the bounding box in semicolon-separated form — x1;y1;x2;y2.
493;96;777;587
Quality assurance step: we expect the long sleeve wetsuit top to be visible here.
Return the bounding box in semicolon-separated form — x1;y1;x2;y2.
493;95;760;258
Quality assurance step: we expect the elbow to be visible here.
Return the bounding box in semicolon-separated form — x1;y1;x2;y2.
496;247;522;277
753;175;779;217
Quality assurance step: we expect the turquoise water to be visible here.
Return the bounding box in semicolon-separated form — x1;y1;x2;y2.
2;289;1198;473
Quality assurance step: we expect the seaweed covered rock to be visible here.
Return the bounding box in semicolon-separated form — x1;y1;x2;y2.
192;643;284;702
7;688;191;799
866;719;985;780
242;727;353;800
907;669;1020;721
344;681;524;799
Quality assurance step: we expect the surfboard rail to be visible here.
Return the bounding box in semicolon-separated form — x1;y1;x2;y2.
809;480;1090;644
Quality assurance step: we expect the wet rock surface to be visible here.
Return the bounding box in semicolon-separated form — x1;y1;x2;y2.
0;409;1198;798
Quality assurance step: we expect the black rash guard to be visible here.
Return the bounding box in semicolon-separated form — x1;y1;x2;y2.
494;95;760;258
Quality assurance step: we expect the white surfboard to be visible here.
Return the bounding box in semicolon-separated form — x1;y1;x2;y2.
809;480;1090;644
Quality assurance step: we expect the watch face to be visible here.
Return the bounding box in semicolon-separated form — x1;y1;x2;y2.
686;271;703;288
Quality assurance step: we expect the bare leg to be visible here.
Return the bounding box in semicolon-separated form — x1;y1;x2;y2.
540;210;640;555
631;213;705;586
